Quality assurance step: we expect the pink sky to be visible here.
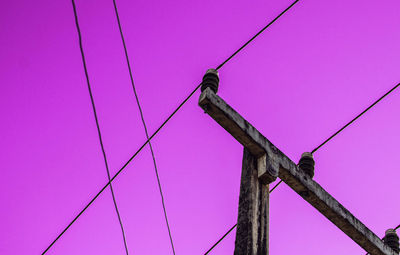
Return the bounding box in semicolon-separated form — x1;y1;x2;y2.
1;0;400;254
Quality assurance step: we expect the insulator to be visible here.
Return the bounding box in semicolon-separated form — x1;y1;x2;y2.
298;152;315;178
201;69;219;93
384;229;400;254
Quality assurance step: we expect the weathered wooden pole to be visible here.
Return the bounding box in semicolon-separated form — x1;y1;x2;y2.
200;69;273;254
198;68;397;255
234;149;269;255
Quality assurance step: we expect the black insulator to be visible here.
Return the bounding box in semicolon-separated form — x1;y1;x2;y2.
384;229;400;254
201;69;219;93
298;152;315;178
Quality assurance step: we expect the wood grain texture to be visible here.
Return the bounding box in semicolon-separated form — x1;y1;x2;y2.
234;148;269;255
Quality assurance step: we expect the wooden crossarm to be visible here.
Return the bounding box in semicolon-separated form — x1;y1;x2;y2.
198;87;396;255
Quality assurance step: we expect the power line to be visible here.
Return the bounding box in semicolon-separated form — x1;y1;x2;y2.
207;78;400;254
42;84;200;254
42;1;130;254
311;81;400;154
216;0;299;70
42;0;300;252
111;0;176;254
71;0;129;253
269;81;400;243
203;181;283;254
269;179;283;193
204;224;237;255
204;181;400;255
204;19;400;255
264;80;400;254
312;81;400;255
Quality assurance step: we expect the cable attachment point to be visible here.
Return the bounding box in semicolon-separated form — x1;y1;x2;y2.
201;69;219;94
384;229;400;254
298;152;315;178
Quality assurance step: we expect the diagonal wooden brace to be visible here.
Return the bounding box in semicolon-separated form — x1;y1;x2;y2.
199;87;396;255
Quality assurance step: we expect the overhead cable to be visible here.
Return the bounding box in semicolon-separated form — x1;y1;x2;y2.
42;1;130;254
42;1;300;252
112;0;175;253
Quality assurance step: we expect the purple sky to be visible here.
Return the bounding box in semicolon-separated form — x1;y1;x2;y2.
1;0;400;254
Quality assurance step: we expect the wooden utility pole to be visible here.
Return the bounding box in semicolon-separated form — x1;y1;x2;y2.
235;149;270;255
198;69;398;255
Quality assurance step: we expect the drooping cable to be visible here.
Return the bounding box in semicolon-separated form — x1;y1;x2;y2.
111;0;176;254
42;1;300;252
312;82;400;154
42;1;130;254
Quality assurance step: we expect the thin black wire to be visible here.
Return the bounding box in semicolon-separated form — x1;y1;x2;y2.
42;82;202;255
216;0;299;70
204;224;237;255
269;179;283;193
312;82;400;154
208;80;400;254
203;182;283;254
42;1;130;254
42;0;300;252
316;80;400;254
112;0;176;254
204;81;400;255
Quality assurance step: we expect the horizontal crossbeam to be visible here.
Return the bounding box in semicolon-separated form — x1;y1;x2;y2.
198;87;396;255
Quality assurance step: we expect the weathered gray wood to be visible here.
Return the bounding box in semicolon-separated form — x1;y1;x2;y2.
199;87;396;255
199;89;278;184
235;148;269;255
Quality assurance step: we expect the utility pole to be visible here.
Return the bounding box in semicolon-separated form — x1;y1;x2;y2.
234;149;270;255
199;69;399;255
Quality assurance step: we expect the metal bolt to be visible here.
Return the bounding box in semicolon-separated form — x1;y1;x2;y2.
201;69;219;94
298;152;315;178
384;229;400;254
